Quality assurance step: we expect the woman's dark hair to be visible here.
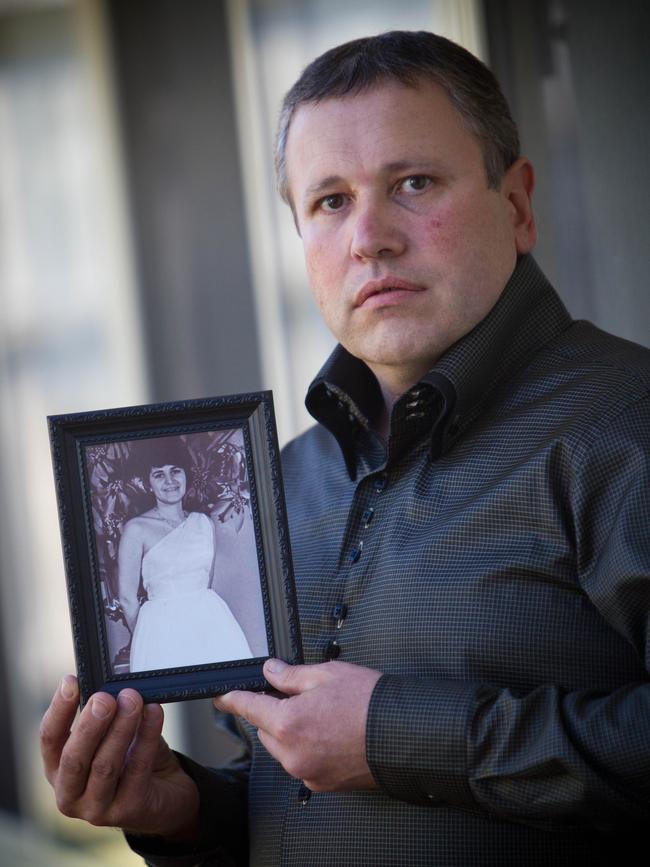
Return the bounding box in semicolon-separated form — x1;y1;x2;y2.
128;437;191;487
275;30;520;202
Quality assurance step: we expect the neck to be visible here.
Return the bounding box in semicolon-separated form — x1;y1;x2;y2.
155;501;185;521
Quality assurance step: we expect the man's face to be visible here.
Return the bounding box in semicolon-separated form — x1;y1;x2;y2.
285;79;535;390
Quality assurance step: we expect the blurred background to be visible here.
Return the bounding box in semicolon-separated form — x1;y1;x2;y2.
0;0;648;863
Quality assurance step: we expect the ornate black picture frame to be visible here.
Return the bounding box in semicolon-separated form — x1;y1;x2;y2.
48;391;302;706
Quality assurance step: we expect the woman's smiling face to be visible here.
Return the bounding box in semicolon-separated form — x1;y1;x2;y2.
148;464;187;505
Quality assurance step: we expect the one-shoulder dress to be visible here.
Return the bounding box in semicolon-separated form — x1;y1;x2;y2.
129;511;252;672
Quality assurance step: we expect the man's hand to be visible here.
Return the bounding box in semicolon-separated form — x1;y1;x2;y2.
40;676;200;839
214;659;382;792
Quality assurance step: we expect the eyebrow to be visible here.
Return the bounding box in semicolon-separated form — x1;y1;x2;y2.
301;160;445;205
303;175;345;203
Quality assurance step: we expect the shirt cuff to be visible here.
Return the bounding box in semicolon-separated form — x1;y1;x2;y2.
366;674;482;807
125;752;247;867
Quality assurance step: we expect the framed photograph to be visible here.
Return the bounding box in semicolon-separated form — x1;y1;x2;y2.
48;391;302;705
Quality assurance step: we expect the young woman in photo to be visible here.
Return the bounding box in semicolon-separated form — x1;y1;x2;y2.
118;439;252;673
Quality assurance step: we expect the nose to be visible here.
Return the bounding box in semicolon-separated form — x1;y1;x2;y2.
350;198;407;261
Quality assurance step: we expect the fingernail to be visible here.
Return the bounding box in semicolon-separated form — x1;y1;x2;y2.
117;692;137;715
60;677;76;701
264;658;287;675
91;697;110;719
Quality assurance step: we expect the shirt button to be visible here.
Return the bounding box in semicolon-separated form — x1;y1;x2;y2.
332;603;348;629
298;784;311;805
361;507;375;526
349;547;362;563
373;473;388;492
323;639;340;660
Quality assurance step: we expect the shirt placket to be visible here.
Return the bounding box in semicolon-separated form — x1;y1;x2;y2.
284;384;439;842
323;466;388;662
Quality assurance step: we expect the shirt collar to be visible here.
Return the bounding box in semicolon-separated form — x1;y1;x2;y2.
305;255;573;479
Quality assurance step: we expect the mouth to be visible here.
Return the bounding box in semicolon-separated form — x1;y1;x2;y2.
354;277;425;308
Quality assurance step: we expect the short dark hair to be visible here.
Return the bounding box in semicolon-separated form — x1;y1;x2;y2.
275;30;520;201
129;437;191;485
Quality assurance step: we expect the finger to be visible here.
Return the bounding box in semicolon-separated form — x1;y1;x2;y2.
55;692;118;808
256;727;286;768
262;659;326;696
256;728;319;788
119;703;166;796
81;690;144;816
40;676;80;784
214;690;282;731
128;703;165;768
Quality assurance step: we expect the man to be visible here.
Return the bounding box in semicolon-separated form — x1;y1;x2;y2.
41;31;650;866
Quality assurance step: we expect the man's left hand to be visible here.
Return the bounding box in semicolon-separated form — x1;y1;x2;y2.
214;659;382;792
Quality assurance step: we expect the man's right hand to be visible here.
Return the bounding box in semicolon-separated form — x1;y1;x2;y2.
40;675;200;840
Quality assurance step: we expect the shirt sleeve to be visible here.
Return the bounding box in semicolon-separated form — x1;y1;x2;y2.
366;395;650;831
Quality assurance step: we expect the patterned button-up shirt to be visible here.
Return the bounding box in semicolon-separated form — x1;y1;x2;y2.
133;255;650;866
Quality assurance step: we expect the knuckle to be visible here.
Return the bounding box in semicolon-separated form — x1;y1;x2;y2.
274;716;293;742
39;723;57;751
55;795;76;818
274;703;300;741
39;711;66;750
90;757;118;780
83;807;106;827
59;751;85;777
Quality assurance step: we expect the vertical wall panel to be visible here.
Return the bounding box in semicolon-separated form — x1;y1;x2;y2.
108;0;262;402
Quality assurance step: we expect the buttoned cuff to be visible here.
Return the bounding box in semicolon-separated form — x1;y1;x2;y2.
366;675;482;807
125;752;247;867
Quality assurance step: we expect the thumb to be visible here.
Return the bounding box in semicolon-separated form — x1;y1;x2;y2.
263;658;319;695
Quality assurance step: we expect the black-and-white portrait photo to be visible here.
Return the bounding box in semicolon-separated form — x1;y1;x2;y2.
84;429;269;675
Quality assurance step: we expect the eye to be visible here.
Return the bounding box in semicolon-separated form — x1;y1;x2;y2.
171;467;184;476
398;175;431;194
317;193;346;213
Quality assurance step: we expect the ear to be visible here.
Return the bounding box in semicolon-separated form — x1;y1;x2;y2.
502;158;537;254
